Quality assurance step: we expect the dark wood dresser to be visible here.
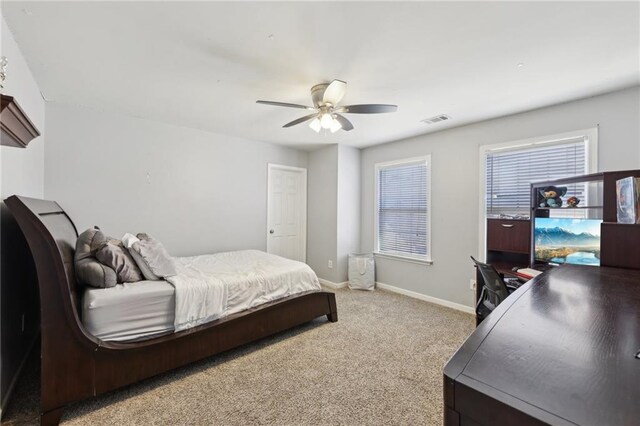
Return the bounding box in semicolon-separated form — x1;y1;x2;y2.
444;265;640;426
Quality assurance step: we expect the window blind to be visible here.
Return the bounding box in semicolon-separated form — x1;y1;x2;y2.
485;139;587;216
377;160;429;258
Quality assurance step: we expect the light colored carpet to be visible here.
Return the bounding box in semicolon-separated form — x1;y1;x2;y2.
2;287;474;425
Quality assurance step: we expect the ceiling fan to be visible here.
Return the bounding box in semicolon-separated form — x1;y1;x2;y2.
256;79;397;133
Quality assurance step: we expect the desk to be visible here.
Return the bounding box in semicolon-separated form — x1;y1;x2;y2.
485;261;519;277
444;265;640;426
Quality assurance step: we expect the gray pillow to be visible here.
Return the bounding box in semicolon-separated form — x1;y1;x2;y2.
129;233;177;278
95;239;144;283
75;227;117;288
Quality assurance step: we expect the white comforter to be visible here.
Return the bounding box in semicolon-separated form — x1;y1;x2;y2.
165;250;321;331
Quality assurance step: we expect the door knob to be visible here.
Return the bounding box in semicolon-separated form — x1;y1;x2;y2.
269;229;274;234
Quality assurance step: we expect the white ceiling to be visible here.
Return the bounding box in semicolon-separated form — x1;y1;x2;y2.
2;1;639;150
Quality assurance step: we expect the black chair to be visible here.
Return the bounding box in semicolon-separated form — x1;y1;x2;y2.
471;256;521;322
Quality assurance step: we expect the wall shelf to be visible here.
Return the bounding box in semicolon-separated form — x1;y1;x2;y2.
531;169;640;270
0;94;40;148
536;206;603;210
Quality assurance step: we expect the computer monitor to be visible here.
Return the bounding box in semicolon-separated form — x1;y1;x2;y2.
533;217;602;266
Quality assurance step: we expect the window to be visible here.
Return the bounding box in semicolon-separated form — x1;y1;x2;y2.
485;137;590;217
375;156;431;262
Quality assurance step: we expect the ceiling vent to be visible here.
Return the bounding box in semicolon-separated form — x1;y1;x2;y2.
421;114;451;124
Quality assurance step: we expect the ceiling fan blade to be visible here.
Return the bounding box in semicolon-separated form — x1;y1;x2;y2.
334;114;354;131
337;104;398;114
322;80;347;105
257;100;316;111
283;113;319;128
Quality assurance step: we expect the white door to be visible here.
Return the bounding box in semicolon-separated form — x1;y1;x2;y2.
267;164;307;262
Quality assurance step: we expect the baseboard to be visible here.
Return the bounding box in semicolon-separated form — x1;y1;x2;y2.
318;279;348;289
375;282;475;314
0;332;39;418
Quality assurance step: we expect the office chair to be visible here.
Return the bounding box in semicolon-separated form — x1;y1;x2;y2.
470;256;516;322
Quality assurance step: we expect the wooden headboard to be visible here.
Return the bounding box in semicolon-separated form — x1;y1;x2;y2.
7;197;79;290
4;196;95;341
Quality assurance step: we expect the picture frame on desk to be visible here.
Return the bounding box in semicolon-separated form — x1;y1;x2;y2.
616;176;640;224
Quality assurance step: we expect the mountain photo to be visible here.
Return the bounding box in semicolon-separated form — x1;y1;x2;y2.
534;226;600;247
534;218;602;266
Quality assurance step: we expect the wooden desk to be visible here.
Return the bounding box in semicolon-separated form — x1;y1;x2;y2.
486;261;520;277
444;265;640;426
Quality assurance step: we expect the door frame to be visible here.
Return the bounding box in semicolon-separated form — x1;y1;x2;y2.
267;163;308;262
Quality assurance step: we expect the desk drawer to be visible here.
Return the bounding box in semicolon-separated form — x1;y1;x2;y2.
487;219;530;254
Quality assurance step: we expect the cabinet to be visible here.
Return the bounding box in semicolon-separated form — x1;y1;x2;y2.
484;218;530;278
486;219;530;254
476;219;531;319
600;223;640;268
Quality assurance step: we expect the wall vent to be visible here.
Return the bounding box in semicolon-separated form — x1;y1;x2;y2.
421;114;451;124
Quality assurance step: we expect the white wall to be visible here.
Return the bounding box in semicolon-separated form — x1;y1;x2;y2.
361;86;640;307
0;16;45;198
307;144;361;284
336;144;360;282
44;103;307;257
306;145;339;282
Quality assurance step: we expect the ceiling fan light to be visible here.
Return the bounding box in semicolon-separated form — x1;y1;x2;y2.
329;118;342;133
320;113;333;129
309;117;321;132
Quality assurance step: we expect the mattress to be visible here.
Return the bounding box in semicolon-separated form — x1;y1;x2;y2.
82;250;321;341
168;250;322;331
82;280;175;342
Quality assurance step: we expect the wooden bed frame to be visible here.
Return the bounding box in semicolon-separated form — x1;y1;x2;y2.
5;195;338;425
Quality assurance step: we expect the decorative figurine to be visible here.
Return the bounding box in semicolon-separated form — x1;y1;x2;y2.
0;56;7;92
566;196;580;208
538;186;568;208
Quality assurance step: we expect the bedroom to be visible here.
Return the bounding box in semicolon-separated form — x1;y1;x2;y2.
1;1;639;425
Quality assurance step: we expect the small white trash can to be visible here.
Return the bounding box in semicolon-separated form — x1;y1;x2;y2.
348;253;375;291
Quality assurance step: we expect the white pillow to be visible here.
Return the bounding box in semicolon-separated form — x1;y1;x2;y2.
122;233;160;280
125;233;177;280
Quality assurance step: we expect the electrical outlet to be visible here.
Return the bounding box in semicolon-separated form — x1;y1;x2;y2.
328;260;333;269
469;279;476;291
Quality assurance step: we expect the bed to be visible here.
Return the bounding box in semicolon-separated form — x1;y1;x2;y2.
83;250;323;342
5;195;337;425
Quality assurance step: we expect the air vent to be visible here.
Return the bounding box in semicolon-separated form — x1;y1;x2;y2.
421;114;451;124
